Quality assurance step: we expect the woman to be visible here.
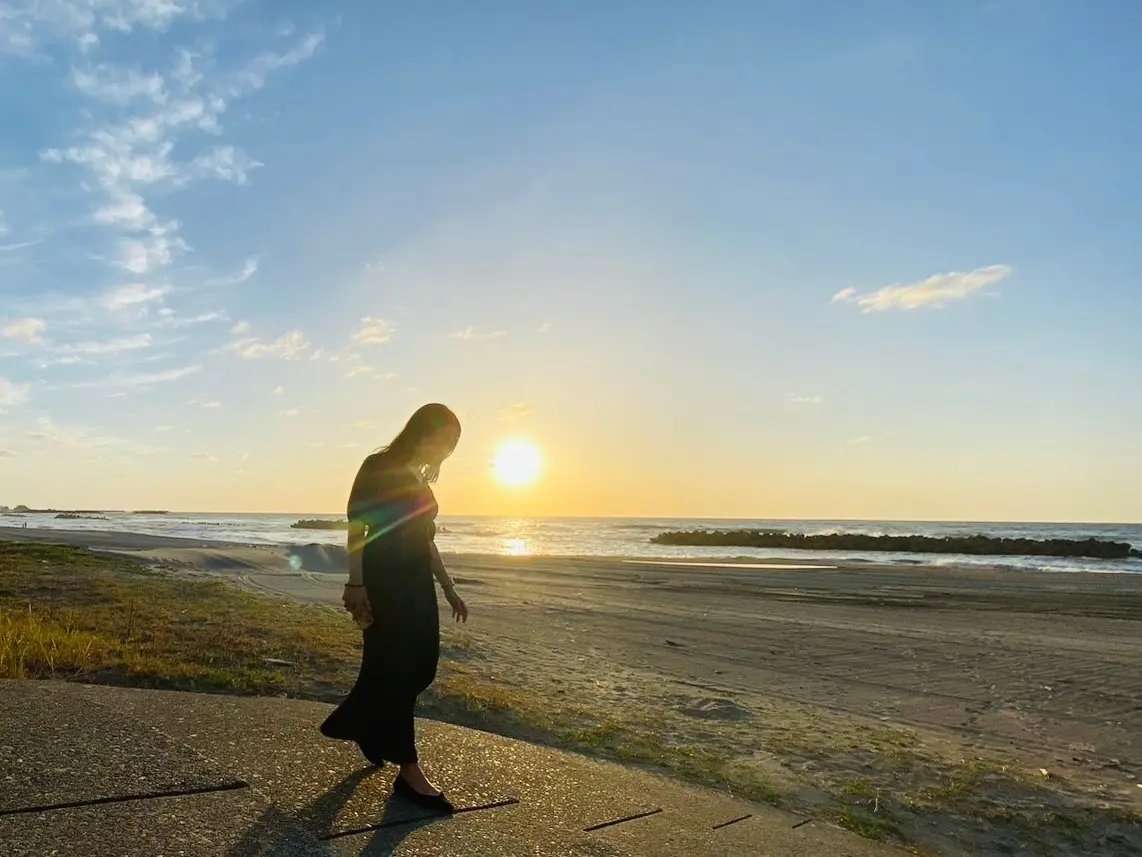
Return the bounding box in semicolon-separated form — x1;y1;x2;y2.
320;403;469;813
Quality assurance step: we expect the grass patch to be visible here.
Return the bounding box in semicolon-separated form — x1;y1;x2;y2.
830;807;903;841
0;541;359;695
909;758;996;808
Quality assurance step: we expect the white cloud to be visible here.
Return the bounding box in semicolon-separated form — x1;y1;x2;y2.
33;22;322;287
74;363;200;388
0;378;30;407
239;32;324;89
93;191;152;229
847;436;873;445
352;317;393;344
344;365;374;379
23;417;123;451
235;451;249;461
498;402;531;421
272;385;284;395
102;282;170;311
200;401;221;408
57;333;152;355
277;408;299;418
209;257;258;286
538;322;552;333
236;330;309;360
192;146;262;184
788;394;824;406
0;208;8;236
161;310;224;328
230;320;250;335
832;265;1012;313
191;452;216;461
1;0;204;58
115;226;185;274
39;355;91;367
450;327;507;342
1;317;46;345
72;65;167;104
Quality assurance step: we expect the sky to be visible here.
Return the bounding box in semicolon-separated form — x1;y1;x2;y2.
0;0;1140;521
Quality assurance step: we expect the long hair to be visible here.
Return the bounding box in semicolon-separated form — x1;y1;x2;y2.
380;403;461;483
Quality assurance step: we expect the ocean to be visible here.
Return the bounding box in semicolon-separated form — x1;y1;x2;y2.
5;513;1141;575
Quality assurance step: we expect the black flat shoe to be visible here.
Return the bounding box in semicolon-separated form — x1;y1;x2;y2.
393;774;455;814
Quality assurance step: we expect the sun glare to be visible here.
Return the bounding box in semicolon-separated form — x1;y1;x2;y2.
492;439;542;487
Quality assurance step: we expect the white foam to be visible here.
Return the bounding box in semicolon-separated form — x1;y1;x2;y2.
624;560;837;570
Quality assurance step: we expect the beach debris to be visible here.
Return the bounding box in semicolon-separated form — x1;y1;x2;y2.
665;639;685;647
1038;768;1051;778
263;658;296;668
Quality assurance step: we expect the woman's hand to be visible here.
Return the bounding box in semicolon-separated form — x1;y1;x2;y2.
342;584;372;625
445;587;468;623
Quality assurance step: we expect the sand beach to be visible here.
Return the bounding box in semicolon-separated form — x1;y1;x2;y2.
3;524;1140;854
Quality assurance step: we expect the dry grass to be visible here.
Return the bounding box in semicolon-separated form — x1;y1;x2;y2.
0;541;360;695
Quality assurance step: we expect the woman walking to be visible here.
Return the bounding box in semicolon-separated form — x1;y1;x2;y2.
320;403;468;813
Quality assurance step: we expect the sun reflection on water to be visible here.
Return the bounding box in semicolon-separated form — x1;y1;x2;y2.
502;538;530;556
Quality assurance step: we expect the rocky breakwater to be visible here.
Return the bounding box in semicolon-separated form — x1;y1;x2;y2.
290;519;350;530
651;530;1142;560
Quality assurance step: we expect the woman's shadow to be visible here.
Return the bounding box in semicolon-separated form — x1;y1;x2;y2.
223;766;449;856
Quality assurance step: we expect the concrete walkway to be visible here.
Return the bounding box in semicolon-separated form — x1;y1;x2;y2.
0;680;906;856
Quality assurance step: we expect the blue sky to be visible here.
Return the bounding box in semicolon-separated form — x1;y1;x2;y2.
0;0;1139;520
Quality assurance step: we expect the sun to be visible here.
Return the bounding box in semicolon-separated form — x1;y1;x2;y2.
492;439;543;487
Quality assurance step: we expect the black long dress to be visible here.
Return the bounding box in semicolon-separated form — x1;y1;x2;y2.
319;452;440;764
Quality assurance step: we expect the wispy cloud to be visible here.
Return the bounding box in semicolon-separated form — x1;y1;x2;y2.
208;257;259;287
351;317;393;344
1;0;204;58
0;378;30;408
192;146;262;184
1;317;46;345
233;329;309;359
200;401;221;409
76;363;200;389
35;19;323;290
847;436;874;445
56;333;152;356
102;282;170;311
272;385;284;396
191;452;217;462
788;394;824;406
832;265;1012;313
498;402;531;421
230;320;250;335
538;322;552;333
450;327;507;343
22;417;126;454
277;408;299;418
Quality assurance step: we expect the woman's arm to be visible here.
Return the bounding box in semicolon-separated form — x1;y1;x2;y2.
431;543;468;623
346;521;366;586
429;542;454;592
